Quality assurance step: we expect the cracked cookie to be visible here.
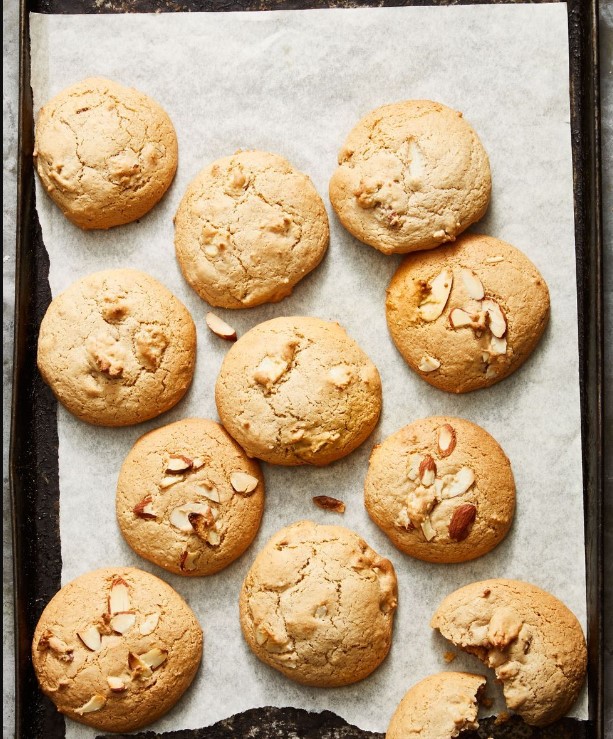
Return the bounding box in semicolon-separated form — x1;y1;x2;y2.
239;521;398;686
431;579;587;726
174;150;329;308
32;567;203;732
329;100;490;254
34;77;178;229
387;672;487;739
215;316;382;465
365;416;515;563
386;233;550;392
37;269;196;426
116;418;265;576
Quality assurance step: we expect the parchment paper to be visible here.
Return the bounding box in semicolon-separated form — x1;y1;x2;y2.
29;5;587;735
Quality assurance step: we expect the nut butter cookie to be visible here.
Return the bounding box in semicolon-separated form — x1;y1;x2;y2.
365;417;515;563
175;150;329;308
431;579;587;726
329;100;491;254
32;567;202;732
37;269;196;426
34;77;178;229
239;521;398;687
387;672;487;739
386;233;550;392
116;418;265;576
215;316;382;466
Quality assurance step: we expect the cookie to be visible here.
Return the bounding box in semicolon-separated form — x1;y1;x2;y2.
431;579;587;726
386;233;550;392
174;150;329;308
215;316;382;465
329;100;490;254
386;672;487;739
116;418;265;576
364;417;515;563
31;567;203;732
34;77;178;229
37;269;196;426
239;520;398;687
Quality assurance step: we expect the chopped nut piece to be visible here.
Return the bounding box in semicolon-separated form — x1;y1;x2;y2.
129;652;153;679
396;508;415;531
460;268;485;300
77;626;101;652
106;676;126;692
139;647;168;669
315;605;328;618
192;457;205;470
328;364;353;388
437;424;457;457
74;694;106;715
420;517;437;541
159;475;182;489
39;630;74;661
418;354;441;372
485;365;498;379
180;549;199;572
206;529;221;547
169;502;213;533
482;299;507;337
230;471;259;495
449;503;477;541
407;452;422;481
139;612;160;636
489;335;507;356
418;269;453;321
110;612;136;634
133;495;157;520
109;577;131;615
199;485;221;503
485;256;504;264
166;455;193;473
253;355;290;391
419;455;437;486
444;467;476;498
313;495;346;514
487;607;523;649
188;510;215;540
206;312;237;341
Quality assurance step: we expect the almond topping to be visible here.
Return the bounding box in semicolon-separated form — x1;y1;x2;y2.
77;626;101;652
169;502;213;533
449;307;474;328
199;485;221;503
437;424;457;457
418;354;441;372
106;676;126;692
133;495;157;520
449;503;477;541
396;508;415;531
485;256;504;263
180;549;199;571
485;365;498;379
482;299;507;337
313;495;345;513
192;457;205;470
206;312;237;341
74;694;106;715
420;517;437;542
139;648;168;669
139;612;160;636
407;453;422;481
38;631;74;661
110;612;136;635
128;652;153;679
206;529;221;547
489;335;507;356
166;455;193;473
159;475;182;489
419;455;437;486
230;471;259;495
444;467;475;498
188;510;215;539
460;269;485;300
418;269;453;321
109;577;131;615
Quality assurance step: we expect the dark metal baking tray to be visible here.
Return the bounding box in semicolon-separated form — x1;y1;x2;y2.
11;0;603;737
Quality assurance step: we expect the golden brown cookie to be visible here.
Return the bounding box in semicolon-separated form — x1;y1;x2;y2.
386;233;550;392
34;77;178;229
116;418;265;576
239;521;398;687
386;672;487;739
174;150;329;309
364;417;515;563
31;567;203;732
431;579;587;726
329;100;491;254
215;316;382;466
37;269;196;426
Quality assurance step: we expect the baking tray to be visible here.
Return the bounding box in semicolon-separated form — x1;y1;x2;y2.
11;0;604;737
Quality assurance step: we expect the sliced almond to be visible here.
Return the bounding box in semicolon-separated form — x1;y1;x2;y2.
139;612;160;636
180;549;199;572
133;495;157;520
206;312;237;341
230;471;259;495
109;577;131;615
74;694;106;715
444;467;475;498
199;485;221;503
77;626;101;652
169;502;213;533
188;510;215;540
166;455;193;474
485;256;504;263
206;529;221;547
460;269;485;300
449;503;477;541
407;453;422;481
159;475;182;489
192;457;205;470
437;424;457;457
418;354;441;373
485;365;499;379
420;517;437;542
106;676;126;692
418;269;453;321
139;648;168;669
110;612;136;635
129;652;153;679
419;455;437;486
41;632;74;662
449;307;474;328
313;495;345;514
396;508;415;531
489;335;508;356
482;299;507;337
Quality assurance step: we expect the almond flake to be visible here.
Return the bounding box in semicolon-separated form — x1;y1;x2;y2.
166;455;193;473
230;471;259;495
489;335;508;356
206;312;237;341
192;457;205;470
41;632;74;662
139;612;160;636
180;549;199;572
407;453;422;481
109;577;131;615
110;612;136;635
106;676;126;692
169;502;213;533
77;626;101;652
159;475;182;489
449;307;474;328
206;529;221;547
396;508;414;531
74;694;106;715
437;424;457;457
418;354;441;373
482;299;507;338
485;256;504;263
418;269;453;321
129;652;153;679
133;495;157;520
460;269;485;300
485;365;499;379
420;517;437;542
139;648;168;669
444;467;475;498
